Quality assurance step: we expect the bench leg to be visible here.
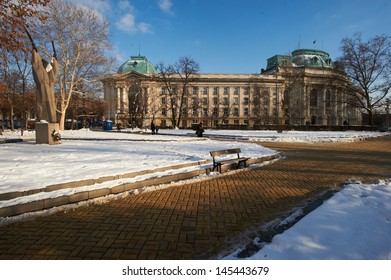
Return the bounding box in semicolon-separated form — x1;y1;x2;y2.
237;160;248;169
212;164;221;173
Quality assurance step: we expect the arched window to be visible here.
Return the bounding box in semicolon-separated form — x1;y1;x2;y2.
310;89;317;107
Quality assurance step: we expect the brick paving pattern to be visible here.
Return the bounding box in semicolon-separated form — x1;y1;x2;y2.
0;136;390;259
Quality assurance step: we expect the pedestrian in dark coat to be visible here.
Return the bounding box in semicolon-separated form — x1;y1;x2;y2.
151;121;156;135
196;122;204;137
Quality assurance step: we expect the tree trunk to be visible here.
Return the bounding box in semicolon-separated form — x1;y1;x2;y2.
0;111;3;134
368;109;374;127
9;107;14;131
59;109;66;131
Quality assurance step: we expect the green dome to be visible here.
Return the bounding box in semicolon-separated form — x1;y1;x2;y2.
291;49;334;68
118;56;157;74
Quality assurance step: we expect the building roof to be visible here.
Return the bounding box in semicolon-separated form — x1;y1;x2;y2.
266;49;334;70
291;49;334;68
118;56;157;74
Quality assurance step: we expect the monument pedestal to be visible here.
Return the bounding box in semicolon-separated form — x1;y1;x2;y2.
36;122;61;145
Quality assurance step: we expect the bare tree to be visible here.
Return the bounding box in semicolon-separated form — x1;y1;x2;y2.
157;56;200;128
1;0;49;133
250;83;272;127
174;57;200;127
0;0;50;63
156;62;178;127
339;33;391;125
10;48;35;135
0;43;35;133
36;0;114;130
127;83;149;128
280;66;306;125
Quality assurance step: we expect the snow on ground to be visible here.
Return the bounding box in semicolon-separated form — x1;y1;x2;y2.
0;130;276;195
224;180;391;260
1;128;391;260
151;128;387;142
1;127;387;142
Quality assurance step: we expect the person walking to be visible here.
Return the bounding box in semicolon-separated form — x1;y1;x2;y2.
196;122;204;137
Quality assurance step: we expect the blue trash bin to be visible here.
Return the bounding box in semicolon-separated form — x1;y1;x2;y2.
104;120;112;130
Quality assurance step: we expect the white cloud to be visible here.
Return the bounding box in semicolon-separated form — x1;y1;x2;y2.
117;0;134;12
138;22;153;33
116;14;153;34
113;0;153;34
158;0;173;14
67;0;111;18
116;13;137;33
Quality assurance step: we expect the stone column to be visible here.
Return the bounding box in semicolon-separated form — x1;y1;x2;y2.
320;88;327;125
116;87;121;114
304;85;310;124
108;85;114;120
123;87;129;112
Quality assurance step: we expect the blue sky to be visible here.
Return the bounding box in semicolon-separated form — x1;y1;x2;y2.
71;0;391;73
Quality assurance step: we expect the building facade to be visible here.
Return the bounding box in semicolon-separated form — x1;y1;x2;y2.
101;50;361;129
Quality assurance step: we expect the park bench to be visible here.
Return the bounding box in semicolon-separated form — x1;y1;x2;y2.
210;148;250;173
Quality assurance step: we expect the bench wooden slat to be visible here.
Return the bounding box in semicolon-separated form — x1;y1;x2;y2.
210;148;241;157
210;148;250;173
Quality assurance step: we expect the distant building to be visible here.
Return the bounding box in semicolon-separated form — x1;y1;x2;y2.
101;49;361;129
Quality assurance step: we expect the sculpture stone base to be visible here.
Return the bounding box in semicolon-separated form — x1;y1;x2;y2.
36;122;61;145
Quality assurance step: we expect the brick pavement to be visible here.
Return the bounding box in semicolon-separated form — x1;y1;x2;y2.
0;135;390;259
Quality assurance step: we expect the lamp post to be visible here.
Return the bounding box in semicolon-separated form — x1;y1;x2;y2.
275;67;279;125
386;98;390;132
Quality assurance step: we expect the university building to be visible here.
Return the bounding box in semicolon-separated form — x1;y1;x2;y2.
101;49;361;129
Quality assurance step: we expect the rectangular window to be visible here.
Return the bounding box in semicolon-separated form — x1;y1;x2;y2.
224;97;229;105
224;87;230;94
244;97;249;105
244;107;249;115
213;97;218;105
203;108;208;116
202;97;208;105
161;97;166;104
233;97;239;105
223;108;229;116
244;87;250;95
213;107;218;116
202;87;209;95
234;87;239;95
162;108;167;116
213;87;219;95
192;87;198;95
233;108;239;116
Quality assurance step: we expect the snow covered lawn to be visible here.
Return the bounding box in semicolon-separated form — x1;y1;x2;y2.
225;181;391;260
0;129;276;198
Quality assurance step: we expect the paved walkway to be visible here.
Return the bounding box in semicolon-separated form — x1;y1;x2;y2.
0;136;390;259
